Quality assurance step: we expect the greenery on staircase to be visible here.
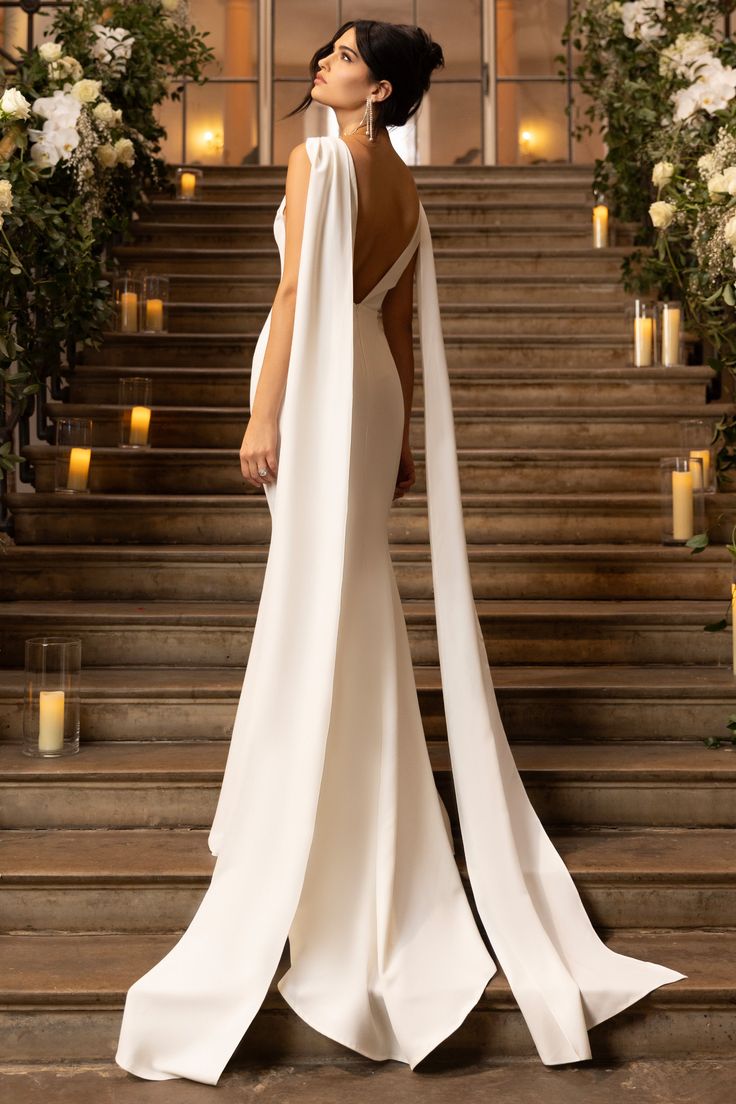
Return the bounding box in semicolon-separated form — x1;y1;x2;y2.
0;0;214;482
561;0;736;473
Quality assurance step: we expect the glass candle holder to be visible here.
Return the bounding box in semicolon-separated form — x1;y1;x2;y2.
176;167;203;201
115;272;142;333
592;192;609;248
23;636;81;757
119;376;153;449
627;299;658;368
658;300;683;367
659;455;705;545
679;417;716;493
54;416;93;494
141;274;169;334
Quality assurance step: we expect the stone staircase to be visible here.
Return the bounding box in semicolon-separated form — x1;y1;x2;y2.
1;162;735;1076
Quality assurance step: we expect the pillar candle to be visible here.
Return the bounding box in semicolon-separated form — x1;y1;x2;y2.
145;298;164;332
634;316;653;366
661;305;681;366
129;405;151;446
66;447;91;491
38;689;65;752
120;291;138;333
592;205;608;248
689;449;711;491
671;469;694;540
180;171;196;198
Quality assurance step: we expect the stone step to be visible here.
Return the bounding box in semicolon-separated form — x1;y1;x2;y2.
43;401;726;450
8;491;729;546
106;270;631;306
0;544;730;603
0;742;732;830
130;220;609;251
113;244;634;277
2;827;731;934
78;332;633;370
0;665;732;745
112;300;631;337
6;1058;736;1101
4;928;729;1063
168;181;598;206
146;197;608;229
68;363;711;410
24;446;708;496
1;599;732;667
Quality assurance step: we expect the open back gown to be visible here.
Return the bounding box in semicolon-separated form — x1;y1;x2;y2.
114;134;686;1085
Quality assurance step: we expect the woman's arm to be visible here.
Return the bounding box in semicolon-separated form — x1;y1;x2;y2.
240;142;311;487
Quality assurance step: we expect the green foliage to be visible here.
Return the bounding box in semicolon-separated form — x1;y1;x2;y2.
0;1;214;475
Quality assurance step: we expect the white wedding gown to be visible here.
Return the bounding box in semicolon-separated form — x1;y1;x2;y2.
114;134;686;1085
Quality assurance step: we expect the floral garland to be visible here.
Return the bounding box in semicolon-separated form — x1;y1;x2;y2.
0;1;214;481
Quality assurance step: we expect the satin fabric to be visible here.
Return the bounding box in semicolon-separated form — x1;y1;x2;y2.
114;135;685;1085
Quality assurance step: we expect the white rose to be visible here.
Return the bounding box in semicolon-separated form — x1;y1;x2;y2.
162;0;179;10
649;200;676;229
708;172;729;200
93;100;123;127
0;178;12;212
70;79;103;104
39;41;63;62
96;142;118;169
113;136;135;166
724;214;736;249
0;87;31;119
651;161;674;188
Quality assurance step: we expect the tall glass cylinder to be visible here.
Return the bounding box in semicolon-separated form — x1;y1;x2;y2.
592;192;609;248
658;300;683;367
627;299;658;368
23;637;81;757
175;167;203;200
119;376;153;448
659;456;705;545
679;417;716;493
54;416;93;494
141;274;169;334
115;272;142;333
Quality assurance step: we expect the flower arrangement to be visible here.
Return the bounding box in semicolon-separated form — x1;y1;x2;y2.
561;1;736;473
0;1;214;481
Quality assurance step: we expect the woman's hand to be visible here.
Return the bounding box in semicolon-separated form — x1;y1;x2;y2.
240;414;279;488
394;439;415;500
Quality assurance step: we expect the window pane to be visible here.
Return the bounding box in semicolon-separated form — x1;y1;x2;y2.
496;0;567;78
416;0;482;80
189;0;258;79
182;80;259;166
424;81;482;165
275;0;337;80
496;79;568;164
153;81;185;165
570;84;605;165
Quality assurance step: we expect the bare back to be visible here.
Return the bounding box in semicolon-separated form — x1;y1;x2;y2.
339;133;421;306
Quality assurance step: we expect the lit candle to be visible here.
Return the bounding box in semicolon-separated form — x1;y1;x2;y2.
634;316;653;367
671;469;694;541
66;447;91;491
689;449;711;491
120;291;138;333
39;689;65;753
592;204;608;248
661;305;681;366
180;171;196;199
145;298;164;332
129;405;151;446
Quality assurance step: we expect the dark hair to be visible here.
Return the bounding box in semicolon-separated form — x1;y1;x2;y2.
282;19;444;131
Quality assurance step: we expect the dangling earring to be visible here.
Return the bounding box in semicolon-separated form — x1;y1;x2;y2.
365;95;375;141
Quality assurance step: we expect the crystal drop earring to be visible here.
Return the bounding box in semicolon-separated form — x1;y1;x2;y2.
365;95;374;141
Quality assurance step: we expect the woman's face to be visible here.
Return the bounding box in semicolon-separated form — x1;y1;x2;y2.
311;26;383;111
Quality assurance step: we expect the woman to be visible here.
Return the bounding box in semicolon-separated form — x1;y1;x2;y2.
115;20;686;1086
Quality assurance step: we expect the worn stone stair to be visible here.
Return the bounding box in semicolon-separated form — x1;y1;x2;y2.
1;161;733;1071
